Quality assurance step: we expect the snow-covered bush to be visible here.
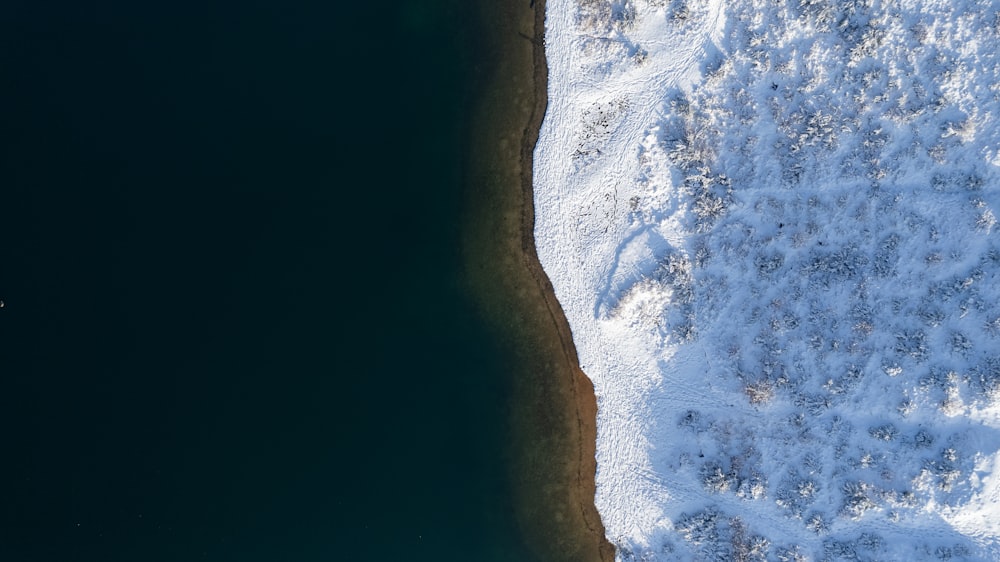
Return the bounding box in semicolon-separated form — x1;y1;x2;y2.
540;0;1000;557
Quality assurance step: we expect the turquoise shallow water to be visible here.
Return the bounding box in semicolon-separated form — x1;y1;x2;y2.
0;2;536;560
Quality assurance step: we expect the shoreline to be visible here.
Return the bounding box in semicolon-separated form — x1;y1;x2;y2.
462;0;613;560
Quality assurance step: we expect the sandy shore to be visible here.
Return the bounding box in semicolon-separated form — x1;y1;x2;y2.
462;0;614;561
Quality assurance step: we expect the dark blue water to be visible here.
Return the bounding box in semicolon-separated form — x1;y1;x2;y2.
0;2;535;560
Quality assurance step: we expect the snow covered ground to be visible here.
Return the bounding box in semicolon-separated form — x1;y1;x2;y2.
535;0;1000;559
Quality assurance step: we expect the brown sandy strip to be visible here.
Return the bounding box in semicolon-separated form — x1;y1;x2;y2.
463;0;614;561
518;2;616;562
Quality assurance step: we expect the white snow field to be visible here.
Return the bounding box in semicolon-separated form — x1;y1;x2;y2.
535;0;1000;559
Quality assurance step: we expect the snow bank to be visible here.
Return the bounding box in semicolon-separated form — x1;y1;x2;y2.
535;0;1000;559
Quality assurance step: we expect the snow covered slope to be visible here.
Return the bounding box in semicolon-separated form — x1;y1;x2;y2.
535;0;1000;559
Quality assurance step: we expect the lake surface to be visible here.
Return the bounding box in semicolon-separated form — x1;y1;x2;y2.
0;1;539;560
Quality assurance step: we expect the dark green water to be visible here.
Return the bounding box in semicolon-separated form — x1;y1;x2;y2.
0;2;536;560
